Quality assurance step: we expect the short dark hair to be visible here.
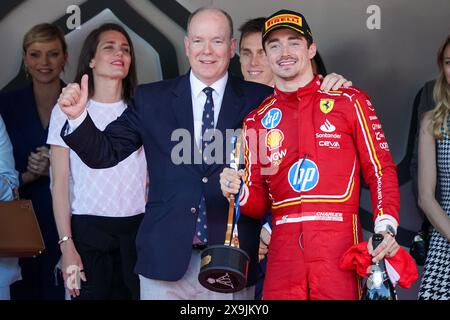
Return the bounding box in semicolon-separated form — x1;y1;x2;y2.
187;7;234;39
313;51;327;76
74;23;137;102
238;17;265;50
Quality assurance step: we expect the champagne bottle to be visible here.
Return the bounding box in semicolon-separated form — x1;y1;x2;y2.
362;233;398;300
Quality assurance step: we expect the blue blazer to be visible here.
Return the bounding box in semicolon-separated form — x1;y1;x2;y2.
62;72;273;286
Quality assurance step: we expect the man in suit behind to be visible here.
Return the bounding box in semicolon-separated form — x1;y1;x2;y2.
57;7;348;299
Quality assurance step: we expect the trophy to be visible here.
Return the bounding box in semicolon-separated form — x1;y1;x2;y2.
198;135;250;293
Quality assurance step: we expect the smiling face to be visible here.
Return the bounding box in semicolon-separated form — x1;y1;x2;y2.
89;30;131;81
23;39;67;85
264;28;316;90
184;9;236;85
239;32;273;86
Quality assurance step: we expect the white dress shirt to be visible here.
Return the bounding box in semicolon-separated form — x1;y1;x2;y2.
190;72;228;149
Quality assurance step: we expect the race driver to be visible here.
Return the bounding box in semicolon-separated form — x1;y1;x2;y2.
220;9;401;300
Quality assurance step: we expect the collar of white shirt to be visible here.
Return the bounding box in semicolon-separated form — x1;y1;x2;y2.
190;71;228;100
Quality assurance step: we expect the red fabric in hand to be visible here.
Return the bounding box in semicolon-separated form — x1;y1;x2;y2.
339;241;418;288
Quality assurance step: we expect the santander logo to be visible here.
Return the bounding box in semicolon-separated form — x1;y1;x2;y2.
320;119;336;133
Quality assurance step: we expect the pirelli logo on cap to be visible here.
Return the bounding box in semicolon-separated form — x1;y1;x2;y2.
263;10;313;43
265;14;303;30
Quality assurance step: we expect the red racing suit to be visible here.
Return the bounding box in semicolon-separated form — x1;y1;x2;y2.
239;76;400;300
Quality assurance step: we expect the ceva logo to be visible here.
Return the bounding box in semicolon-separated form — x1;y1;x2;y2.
288;159;319;192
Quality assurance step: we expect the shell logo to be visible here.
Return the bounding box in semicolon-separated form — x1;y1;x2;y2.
266;129;285;150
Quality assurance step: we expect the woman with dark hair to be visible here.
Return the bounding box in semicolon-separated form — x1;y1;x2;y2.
0;23;67;300
47;23;146;300
417;35;450;300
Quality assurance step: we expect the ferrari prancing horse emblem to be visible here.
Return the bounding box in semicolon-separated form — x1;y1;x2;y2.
320;99;335;114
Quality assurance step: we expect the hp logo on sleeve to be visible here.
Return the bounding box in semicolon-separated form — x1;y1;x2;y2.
262;108;282;129
288;159;319;192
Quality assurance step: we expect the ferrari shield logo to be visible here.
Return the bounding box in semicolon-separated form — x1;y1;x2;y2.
320;99;335;114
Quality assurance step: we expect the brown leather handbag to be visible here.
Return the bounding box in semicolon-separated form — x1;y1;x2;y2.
0;199;45;257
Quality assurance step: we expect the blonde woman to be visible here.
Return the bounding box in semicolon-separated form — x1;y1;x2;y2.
0;23;68;300
418;35;450;300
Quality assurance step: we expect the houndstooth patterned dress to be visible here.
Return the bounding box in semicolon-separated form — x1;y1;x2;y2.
418;129;450;300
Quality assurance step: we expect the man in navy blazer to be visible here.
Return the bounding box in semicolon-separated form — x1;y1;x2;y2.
58;7;349;299
58;8;272;299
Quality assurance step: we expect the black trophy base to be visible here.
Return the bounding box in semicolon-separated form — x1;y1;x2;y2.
198;245;250;293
